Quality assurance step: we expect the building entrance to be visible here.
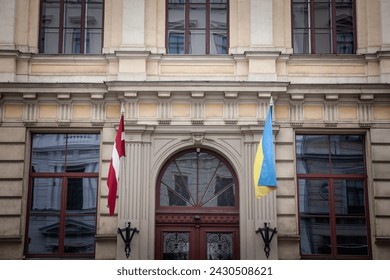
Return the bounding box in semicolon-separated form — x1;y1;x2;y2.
155;148;239;260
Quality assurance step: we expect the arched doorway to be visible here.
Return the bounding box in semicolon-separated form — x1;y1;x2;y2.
155;148;239;260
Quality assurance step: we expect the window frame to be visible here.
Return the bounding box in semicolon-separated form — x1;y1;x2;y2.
25;133;100;259
165;0;230;55
291;0;357;54
156;148;239;212
38;0;104;54
296;133;372;260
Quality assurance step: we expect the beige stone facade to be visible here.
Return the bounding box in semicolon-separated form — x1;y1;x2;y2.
0;0;389;260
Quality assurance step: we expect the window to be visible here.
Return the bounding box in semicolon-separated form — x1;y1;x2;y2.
39;0;104;54
296;135;371;259
166;0;229;54
26;134;100;258
158;149;237;208
292;0;355;54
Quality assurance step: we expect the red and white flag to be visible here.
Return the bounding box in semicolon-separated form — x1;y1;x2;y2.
107;114;125;216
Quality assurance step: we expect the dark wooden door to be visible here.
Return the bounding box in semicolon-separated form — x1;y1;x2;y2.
155;215;239;260
155;148;240;260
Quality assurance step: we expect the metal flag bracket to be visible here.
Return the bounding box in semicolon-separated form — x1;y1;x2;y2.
117;222;139;259
255;222;277;259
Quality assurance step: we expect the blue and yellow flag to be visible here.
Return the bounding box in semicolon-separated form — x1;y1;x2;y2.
253;99;277;198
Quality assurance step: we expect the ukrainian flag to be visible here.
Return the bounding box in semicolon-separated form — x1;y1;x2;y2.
253;99;277;198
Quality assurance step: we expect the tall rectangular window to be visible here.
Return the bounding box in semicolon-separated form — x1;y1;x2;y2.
292;0;355;54
26;134;100;258
167;0;228;55
39;0;104;54
296;135;371;259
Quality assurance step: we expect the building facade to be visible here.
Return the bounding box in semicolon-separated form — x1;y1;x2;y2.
0;0;389;260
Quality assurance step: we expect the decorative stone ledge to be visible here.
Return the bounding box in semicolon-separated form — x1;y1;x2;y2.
0;235;23;243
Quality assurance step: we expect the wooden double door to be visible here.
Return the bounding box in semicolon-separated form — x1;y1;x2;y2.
155;148;240;260
155;213;240;260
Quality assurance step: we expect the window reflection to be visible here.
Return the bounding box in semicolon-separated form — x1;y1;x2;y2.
28;216;61;254
31;178;62;212
32;134;100;174
64;216;96;254
39;0;103;54
28;133;100;257
167;0;228;54
292;0;354;54
297;134;369;258
160;150;235;208
296;135;364;174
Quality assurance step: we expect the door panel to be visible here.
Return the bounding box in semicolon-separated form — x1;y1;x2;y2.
155;225;239;260
201;228;239;260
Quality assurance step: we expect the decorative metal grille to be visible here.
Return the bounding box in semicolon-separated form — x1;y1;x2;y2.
207;233;233;260
163;232;189;260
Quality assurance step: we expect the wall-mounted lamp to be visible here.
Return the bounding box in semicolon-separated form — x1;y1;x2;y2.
117;222;139;259
255;222;277;259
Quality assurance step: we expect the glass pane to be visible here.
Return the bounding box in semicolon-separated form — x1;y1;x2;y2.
315;29;332;53
336;218;368;255
32;134;66;173
299;179;330;214
175;153;197;202
292;3;310;29
160;150;236;208
168;32;185;54
336;2;353;32
300;216;331;254
335;180;368;255
296;135;330;174
160;160;193;207
333;180;365;216
203;164;235;207
64;1;81;28
163;232;189;260
85;29;102;54
336;32;353;54
65;134;100;172
210;3;227;30
190;4;206;29
168;2;185;30
85;1;103;28
330;135;364;174
210;31;227;54
198;152;220;203
41;0;60;28
293;29;310;54
66;178;97;213
207;233;233;260
28;215;60;254
299;179;331;255
314;3;331;29
64;216;96;254
40;28;59;54
31;178;62;212
63;28;81;53
189;31;206;54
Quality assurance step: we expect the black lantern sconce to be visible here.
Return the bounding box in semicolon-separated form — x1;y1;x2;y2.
117;222;139;259
255;222;277;259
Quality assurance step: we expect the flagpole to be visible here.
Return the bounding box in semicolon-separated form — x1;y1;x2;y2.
120;102;126;220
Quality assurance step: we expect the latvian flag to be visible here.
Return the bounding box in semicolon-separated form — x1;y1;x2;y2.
107;114;125;216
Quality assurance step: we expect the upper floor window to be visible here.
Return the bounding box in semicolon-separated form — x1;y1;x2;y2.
292;0;355;54
39;0;104;54
167;0;228;55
